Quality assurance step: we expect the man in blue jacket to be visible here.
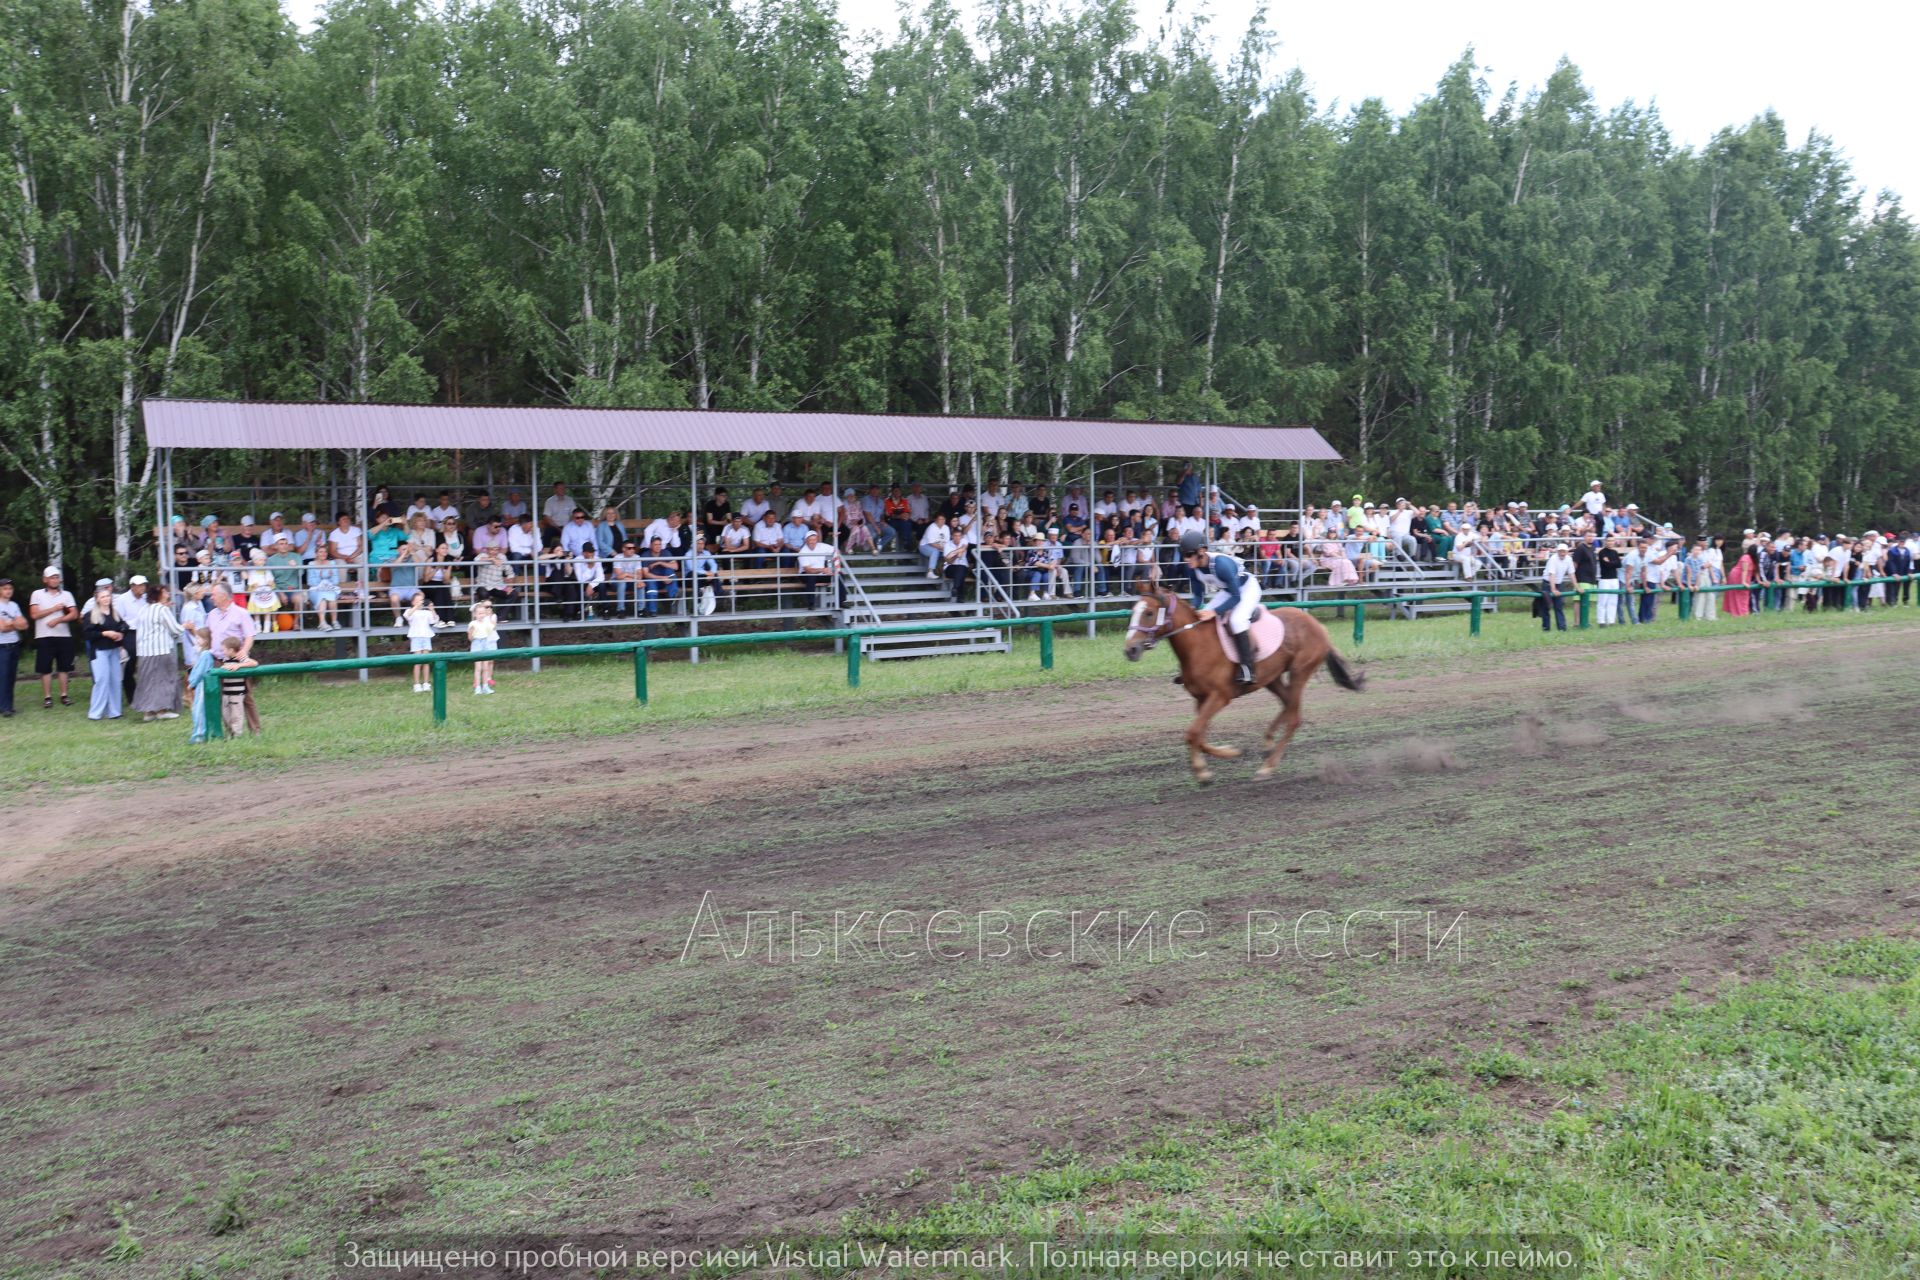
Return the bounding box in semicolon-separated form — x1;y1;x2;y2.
1180;529;1261;684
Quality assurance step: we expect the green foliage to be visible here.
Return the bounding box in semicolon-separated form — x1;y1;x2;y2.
4;0;1920;582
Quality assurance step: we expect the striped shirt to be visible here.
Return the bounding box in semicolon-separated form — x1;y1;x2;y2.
134;600;185;657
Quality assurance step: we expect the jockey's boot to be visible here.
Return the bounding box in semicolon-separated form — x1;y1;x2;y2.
1232;628;1257;684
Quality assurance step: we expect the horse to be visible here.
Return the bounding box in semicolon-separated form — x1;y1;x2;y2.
1122;576;1364;784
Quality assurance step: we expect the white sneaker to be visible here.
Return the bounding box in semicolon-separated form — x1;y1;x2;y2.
414;683;426;693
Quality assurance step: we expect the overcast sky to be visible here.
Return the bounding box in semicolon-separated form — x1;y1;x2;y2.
286;0;1912;206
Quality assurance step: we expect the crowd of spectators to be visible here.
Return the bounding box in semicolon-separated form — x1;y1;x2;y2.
8;472;1916;725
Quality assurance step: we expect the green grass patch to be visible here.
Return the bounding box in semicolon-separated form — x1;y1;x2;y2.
3;600;1913;794
851;936;1920;1279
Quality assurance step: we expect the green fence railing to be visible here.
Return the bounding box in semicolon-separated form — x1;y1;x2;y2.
189;573;1919;739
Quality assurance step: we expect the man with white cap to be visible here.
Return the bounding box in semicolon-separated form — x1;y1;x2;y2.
292;513;324;562
113;575;151;702
1539;542;1575;632
1578;481;1607;519
232;515;260;558
30;566;78;708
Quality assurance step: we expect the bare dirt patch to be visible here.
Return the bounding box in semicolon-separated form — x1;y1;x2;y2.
4;621;1920;1270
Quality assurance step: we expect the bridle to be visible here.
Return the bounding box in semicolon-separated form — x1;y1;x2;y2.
1125;591;1207;652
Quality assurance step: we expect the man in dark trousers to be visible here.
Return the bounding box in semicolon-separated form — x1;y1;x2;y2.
1886;534;1915;605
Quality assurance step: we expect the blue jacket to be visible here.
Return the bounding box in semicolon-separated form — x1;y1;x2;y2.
1188;552;1249;610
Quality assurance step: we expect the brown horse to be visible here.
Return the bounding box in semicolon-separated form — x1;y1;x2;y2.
1122;579;1364;783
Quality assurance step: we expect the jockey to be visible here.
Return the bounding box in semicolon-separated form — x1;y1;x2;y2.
1179;528;1260;683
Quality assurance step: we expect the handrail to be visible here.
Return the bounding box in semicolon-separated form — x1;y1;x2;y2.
192;609;1134;739
188;573;1920;741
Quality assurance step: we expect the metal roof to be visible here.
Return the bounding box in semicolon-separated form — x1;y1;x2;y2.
141;399;1340;462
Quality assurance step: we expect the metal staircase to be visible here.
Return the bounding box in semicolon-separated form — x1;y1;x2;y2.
837;552;1012;661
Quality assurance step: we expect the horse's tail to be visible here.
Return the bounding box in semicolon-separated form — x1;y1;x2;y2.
1325;648;1366;692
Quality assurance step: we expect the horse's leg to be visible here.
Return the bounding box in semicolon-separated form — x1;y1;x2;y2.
1262;648;1296;745
1186;690;1233;783
1256;649;1323;780
1263;676;1290;747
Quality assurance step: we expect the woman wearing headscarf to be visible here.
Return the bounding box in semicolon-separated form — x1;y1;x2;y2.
130;583;185;720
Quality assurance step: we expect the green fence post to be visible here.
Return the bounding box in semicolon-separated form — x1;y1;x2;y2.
847;633;863;688
1352;604;1365;646
1677;588;1691;620
431;660;447;723
633;644;649;704
1578;590;1592;630
1469;594;1483;637
1040;619;1055;670
204;673;223;741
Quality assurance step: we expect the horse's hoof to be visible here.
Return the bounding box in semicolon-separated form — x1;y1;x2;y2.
1214;745;1242;760
1194;771;1215;786
1254;765;1275;780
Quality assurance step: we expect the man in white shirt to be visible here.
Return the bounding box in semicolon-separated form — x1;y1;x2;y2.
1539;542;1575;631
740;488;771;525
570;545;608;619
1637;539;1672;622
718;514;753;558
981;484;1005;520
751;512;785;568
906;485;931;525
29;566;79;706
795;531;838;608
1388;501;1417;560
542;482;575;530
641;511;676;552
1578;482;1607;518
428;492;460;524
507;513;542;562
789;488;820;525
814;488;843;530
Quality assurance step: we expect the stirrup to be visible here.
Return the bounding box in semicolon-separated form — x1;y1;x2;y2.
1235;663;1255;684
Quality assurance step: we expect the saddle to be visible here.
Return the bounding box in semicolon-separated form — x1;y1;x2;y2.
1214;606;1285;664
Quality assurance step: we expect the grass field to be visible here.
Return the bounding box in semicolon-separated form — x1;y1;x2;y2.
3;600;1914;794
3;613;1919;1277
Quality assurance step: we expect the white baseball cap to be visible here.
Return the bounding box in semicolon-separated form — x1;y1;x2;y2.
129;574;148;585
240;513;255;523
1590;480;1603;486
268;511;283;520
94;577;114;588
301;512;317;522
42;565;60;577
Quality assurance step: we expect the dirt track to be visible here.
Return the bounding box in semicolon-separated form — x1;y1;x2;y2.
4;621;1920;1270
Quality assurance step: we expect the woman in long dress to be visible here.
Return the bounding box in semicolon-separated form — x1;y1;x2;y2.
1724;549;1755;617
131;583;185;720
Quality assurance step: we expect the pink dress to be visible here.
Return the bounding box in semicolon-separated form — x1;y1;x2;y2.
1319;542;1359;587
1724;555;1753;617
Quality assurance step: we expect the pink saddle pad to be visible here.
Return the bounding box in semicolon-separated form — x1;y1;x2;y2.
1216;608;1286;663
